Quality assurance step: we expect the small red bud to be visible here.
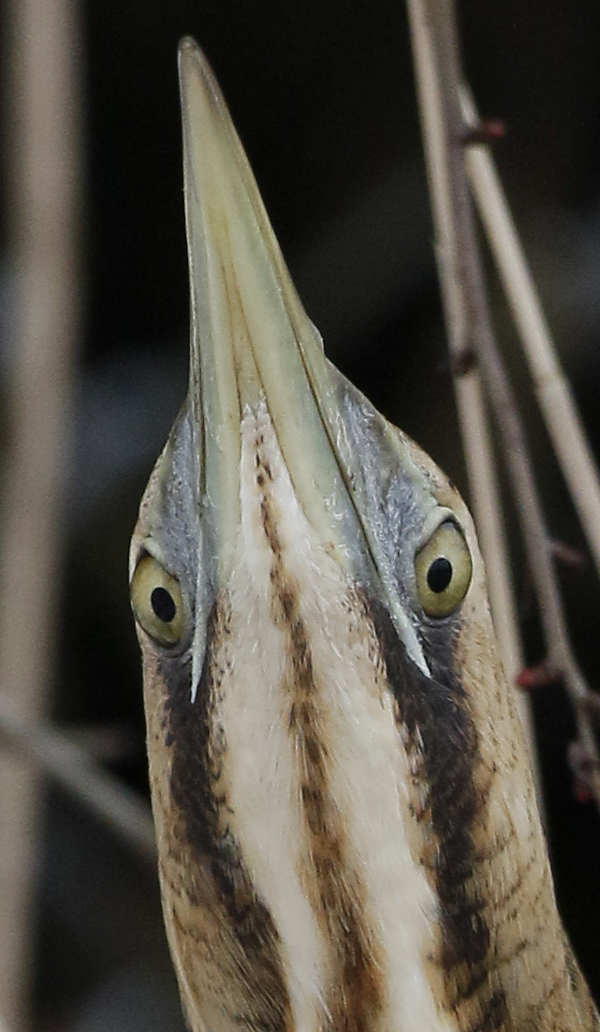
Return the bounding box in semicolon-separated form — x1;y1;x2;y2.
573;780;593;804
516;662;557;690
568;741;597;804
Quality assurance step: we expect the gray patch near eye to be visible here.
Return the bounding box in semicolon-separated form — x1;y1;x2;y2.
333;383;440;673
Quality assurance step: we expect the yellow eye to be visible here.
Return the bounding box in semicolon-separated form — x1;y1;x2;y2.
130;555;186;646
414;521;472;618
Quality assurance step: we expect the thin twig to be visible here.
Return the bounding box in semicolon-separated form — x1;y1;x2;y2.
404;0;537;766
461;86;600;585
406;0;600;809
0;695;156;863
450;376;539;773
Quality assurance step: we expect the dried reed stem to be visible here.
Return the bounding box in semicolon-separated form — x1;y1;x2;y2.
461;86;600;583
0;695;156;863
0;0;83;1025
405;0;535;758
405;0;600;807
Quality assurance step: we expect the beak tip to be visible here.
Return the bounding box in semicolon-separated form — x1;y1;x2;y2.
177;35;199;80
177;36;221;110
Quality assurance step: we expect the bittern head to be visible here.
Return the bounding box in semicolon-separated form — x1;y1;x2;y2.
129;39;596;1032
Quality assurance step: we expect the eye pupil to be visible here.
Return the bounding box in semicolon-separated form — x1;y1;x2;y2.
151;586;176;623
427;557;453;594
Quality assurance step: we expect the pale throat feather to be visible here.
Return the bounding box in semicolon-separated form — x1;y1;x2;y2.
210;400;455;1032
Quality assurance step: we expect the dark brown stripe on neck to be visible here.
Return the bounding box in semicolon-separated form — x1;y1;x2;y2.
258;448;383;1032
281;587;382;1032
367;596;509;1032
158;605;290;1032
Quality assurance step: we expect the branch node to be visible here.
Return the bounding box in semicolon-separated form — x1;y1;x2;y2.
550;539;587;571
568;740;600;803
450;345;477;377
581;691;600;724
461;118;507;146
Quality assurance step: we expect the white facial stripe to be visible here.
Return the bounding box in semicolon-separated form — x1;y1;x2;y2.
213;402;454;1032
218;408;331;1032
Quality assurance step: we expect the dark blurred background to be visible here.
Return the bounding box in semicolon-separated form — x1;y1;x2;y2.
2;1;600;1029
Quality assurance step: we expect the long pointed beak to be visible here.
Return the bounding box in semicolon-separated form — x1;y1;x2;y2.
179;38;359;585
178;38;431;675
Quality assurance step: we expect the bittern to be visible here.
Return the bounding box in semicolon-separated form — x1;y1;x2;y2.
130;39;599;1032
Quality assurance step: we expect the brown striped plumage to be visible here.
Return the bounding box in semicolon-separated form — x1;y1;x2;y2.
130;38;599;1032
